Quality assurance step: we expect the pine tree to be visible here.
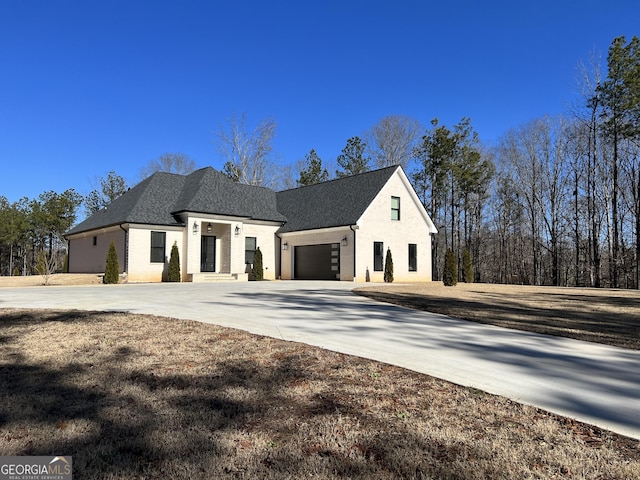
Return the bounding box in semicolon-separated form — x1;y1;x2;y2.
167;242;181;282
336;136;371;178
252;247;264;281
104;240;119;284
298;149;329;186
462;249;473;283
384;248;394;283
443;248;457;286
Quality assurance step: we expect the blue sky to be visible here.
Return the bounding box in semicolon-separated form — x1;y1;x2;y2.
1;0;637;204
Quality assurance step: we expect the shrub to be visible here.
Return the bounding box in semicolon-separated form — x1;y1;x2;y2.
104;240;120;284
252;247;264;281
384;247;394;283
443;248;458;286
167;242;181;282
462;249;473;283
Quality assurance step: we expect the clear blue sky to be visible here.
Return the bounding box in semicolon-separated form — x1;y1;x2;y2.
1;0;637;204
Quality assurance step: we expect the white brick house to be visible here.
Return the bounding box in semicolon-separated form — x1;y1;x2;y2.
66;166;437;283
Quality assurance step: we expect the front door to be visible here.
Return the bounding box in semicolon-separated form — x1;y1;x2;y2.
201;236;216;272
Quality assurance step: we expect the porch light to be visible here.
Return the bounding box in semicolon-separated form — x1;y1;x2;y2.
207;223;212;233
235;224;241;237
283;241;288;251
192;222;199;234
341;236;348;246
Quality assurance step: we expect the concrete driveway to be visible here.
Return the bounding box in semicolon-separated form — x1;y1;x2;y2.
1;280;639;440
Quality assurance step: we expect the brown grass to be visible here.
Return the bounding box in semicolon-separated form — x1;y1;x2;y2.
1;309;638;479
0;274;102;287
355;282;640;350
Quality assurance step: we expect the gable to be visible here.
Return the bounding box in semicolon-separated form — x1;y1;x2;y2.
276;166;398;233
359;167;437;233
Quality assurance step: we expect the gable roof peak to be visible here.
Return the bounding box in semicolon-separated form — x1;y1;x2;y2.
275;165;401;233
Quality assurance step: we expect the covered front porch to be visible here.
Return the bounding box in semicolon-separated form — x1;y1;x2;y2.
186;219;249;282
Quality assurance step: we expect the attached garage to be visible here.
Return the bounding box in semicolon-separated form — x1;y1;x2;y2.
294;243;340;280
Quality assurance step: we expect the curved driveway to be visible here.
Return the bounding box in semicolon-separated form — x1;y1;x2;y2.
1;280;639;440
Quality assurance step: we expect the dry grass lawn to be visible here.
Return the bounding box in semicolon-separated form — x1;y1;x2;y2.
0;273;102;287
1;308;639;479
356;282;640;350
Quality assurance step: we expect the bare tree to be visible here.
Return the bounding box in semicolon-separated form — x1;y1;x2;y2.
216;112;277;187
139;153;197;180
571;52;604;286
365;115;422;169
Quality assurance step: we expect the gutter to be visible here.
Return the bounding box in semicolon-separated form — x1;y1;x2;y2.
350;224;358;281
119;224;128;274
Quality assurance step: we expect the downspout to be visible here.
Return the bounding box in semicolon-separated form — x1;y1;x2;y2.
350;224;357;282
275;222;285;280
66;238;71;273
119;224;128;275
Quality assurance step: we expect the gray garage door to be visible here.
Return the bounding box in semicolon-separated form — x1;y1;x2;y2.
294;243;340;280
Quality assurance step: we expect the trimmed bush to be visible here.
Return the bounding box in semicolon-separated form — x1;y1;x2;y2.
104;240;120;284
462;249;473;283
384;247;394;283
443;248;458;286
167;242;181;282
252;247;264;281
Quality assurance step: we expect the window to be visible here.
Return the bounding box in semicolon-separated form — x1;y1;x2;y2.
245;236;257;264
409;244;417;272
373;242;384;271
92;236;97;246
150;231;166;263
391;196;400;220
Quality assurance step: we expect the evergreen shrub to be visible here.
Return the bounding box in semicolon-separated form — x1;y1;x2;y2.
252;247;264;281
443;248;458;286
384;248;394;283
104;240;120;284
167;242;181;282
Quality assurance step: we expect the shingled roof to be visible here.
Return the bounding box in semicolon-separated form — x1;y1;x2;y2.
275;165;398;233
67;165;400;236
67;167;286;235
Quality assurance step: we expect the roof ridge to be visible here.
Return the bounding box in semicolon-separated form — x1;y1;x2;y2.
277;164;399;193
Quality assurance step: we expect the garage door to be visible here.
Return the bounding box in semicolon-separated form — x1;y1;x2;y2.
294;243;340;280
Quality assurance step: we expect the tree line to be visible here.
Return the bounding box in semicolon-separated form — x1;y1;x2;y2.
1;36;637;289
0;153;195;277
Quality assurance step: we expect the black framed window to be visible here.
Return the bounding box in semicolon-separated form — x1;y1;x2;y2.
150;231;166;263
391;196;400;220
373;242;384;271
245;236;257;264
409;243;417;272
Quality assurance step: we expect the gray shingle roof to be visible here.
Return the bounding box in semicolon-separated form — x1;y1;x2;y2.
172;167;286;222
67;167;286;235
275;166;398;233
67;165;399;236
